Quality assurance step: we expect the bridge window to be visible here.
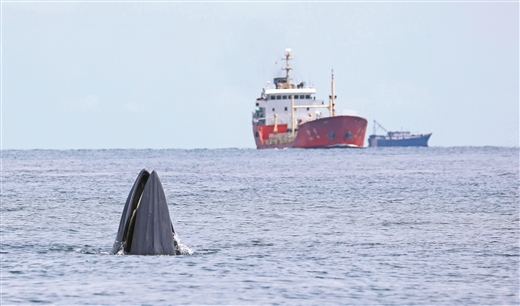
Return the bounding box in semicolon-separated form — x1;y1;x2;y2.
285;107;288;111
270;95;276;100
306;95;311;99
294;95;299;99
300;95;304;99
276;95;281;100
283;95;287;99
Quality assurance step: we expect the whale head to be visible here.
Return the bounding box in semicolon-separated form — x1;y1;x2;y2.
112;169;180;255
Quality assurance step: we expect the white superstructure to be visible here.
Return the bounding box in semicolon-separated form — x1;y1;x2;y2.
255;88;327;127
252;49;335;133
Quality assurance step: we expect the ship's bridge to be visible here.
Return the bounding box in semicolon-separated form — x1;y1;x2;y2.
254;87;327;127
263;88;316;97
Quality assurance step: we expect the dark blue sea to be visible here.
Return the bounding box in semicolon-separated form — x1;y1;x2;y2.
2;147;519;305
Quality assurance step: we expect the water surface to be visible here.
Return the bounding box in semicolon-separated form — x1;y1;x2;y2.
2;147;519;304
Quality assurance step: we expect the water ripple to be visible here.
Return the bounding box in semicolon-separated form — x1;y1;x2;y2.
2;147;518;304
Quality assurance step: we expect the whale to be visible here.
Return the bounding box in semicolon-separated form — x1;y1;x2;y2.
112;169;180;255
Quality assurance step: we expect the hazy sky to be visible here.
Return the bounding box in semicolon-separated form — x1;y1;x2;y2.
2;1;518;149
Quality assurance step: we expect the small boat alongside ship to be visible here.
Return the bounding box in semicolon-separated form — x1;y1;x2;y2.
252;49;367;149
368;120;432;147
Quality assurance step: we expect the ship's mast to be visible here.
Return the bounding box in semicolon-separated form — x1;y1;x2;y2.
282;49;293;89
279;49;296;89
329;70;335;117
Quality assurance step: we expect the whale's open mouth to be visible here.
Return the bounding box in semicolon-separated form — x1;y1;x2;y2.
112;169;180;255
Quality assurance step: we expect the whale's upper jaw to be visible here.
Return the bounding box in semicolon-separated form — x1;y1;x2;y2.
112;169;180;255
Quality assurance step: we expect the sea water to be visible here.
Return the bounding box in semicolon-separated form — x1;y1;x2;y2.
2;147;519;304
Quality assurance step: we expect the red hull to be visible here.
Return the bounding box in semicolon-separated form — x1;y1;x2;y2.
252;115;367;149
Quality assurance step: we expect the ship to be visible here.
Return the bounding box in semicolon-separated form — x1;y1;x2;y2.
252;49;367;149
367;120;432;147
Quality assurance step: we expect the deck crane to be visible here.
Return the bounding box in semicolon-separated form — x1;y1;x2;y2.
373;120;388;136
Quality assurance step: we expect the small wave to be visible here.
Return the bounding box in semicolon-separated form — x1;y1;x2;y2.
192;248;219;255
178;243;194;255
174;232;193;255
75;247;111;255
